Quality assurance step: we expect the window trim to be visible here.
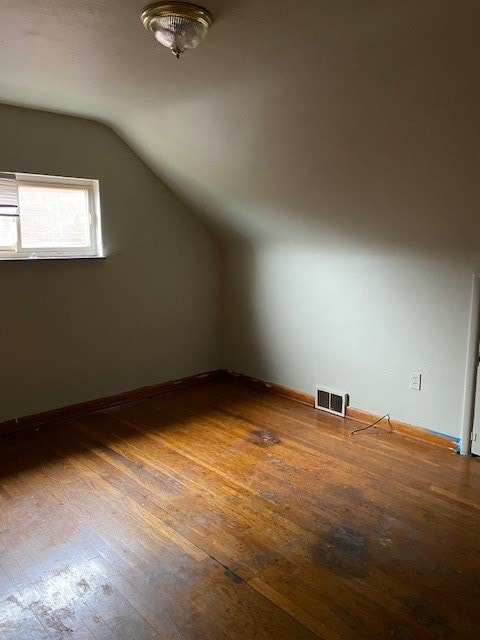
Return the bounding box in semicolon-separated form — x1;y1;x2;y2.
0;172;104;261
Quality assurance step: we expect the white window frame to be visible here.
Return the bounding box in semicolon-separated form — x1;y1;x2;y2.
0;172;103;260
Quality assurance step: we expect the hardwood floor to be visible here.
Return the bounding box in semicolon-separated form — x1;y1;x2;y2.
0;379;479;640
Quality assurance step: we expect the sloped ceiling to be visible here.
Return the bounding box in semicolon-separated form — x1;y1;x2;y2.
0;1;479;242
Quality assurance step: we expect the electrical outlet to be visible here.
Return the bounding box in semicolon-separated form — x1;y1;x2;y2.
410;372;421;391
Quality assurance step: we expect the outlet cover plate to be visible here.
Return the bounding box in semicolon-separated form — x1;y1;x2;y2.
410;372;421;391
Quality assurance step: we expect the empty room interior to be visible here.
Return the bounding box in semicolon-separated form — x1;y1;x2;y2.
1;1;480;639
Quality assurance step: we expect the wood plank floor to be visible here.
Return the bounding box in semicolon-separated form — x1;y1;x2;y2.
1;379;479;640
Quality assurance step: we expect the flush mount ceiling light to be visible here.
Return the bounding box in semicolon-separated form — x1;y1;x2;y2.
141;2;213;59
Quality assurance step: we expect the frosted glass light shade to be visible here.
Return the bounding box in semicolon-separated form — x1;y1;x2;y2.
152;15;209;52
141;3;213;58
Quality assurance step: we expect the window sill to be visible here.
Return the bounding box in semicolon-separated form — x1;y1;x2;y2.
0;255;107;262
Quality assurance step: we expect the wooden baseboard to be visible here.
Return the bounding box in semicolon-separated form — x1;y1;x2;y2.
222;370;315;406
223;370;458;451
346;407;458;450
0;370;223;436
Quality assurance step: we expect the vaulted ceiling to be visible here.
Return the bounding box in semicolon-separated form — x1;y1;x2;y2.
1;1;478;243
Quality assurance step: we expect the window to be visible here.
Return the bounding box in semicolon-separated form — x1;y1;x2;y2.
0;172;103;259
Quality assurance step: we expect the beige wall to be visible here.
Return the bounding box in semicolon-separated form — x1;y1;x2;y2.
223;240;474;443
0;105;221;422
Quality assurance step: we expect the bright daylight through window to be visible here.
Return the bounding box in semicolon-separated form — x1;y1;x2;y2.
0;172;103;259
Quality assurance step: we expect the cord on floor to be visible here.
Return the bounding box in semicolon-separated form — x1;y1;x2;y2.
351;414;391;435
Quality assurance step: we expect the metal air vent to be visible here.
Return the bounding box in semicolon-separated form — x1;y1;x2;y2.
315;386;348;417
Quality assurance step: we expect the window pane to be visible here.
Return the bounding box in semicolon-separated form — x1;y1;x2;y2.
18;185;91;249
0;213;18;248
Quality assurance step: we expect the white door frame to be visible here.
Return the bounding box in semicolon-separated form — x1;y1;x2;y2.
460;272;480;455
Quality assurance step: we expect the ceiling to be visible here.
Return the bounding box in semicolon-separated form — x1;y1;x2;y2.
0;1;479;244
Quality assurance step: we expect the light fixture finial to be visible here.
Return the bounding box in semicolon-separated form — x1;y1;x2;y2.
141;2;213;59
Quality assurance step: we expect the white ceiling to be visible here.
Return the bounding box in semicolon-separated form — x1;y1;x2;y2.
1;1;479;242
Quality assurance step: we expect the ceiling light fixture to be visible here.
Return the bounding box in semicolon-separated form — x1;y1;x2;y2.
141;2;213;59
